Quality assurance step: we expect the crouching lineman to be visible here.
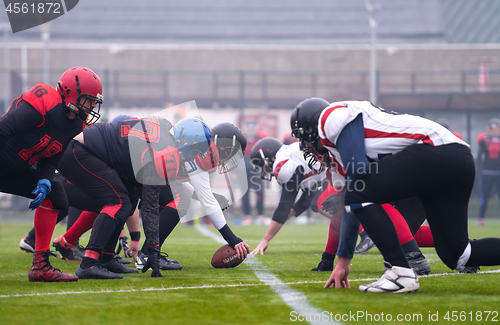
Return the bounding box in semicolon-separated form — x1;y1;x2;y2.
55;116;206;279
0;67;103;281
248;135;434;276
136;122;251;270
291;97;496;293
53;118;250;278
248;137;341;267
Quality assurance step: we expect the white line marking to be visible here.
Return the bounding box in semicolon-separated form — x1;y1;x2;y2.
2;269;499;299
195;225;340;324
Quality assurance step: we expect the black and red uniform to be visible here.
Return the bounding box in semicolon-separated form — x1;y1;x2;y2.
0;83;84;251
477;132;500;221
57;117;185;259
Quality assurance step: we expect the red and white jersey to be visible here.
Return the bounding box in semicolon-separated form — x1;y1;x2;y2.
273;141;325;189
318;100;469;160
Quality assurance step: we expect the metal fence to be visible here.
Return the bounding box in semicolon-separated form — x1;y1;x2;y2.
2;68;500;112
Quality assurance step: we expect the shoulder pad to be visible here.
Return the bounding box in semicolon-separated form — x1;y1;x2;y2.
22;83;62;116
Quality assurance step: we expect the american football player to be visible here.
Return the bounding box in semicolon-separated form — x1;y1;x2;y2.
136;122;251;269
292;97;498;293
54;116;205;279
0;67;102;282
248;134;434;276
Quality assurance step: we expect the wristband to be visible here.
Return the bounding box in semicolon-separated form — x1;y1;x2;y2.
218;224;242;247
130;231;141;241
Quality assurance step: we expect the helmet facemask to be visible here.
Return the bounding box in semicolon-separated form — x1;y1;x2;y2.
300;140;330;174
214;134;243;174
254;148;274;181
74;93;103;126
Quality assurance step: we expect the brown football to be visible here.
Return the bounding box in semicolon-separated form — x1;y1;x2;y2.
211;244;243;268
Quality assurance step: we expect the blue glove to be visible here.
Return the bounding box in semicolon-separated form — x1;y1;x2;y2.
29;179;51;210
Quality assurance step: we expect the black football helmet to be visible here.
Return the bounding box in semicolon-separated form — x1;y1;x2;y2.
250;137;283;181
290;97;330;143
211;122;247;174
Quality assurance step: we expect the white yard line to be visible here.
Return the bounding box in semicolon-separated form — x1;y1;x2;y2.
1;269;499;299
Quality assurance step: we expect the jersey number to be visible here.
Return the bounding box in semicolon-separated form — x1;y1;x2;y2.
121;118;161;143
31;85;49;98
19;135;63;165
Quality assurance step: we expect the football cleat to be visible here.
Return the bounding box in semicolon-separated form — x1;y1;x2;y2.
115;254;133;265
52;235;82;261
359;262;419;294
100;257;138;274
135;251;148;270
20;237;35;253
75;264;123;280
136;251;181;270
459;266;480;274
354;231;376;254
311;252;335;271
74;243;86;260
159;252;182;270
405;251;431;275
28;250;78;282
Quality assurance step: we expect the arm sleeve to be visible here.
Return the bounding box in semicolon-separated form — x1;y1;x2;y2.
272;166;303;224
0;101;43;152
336;113;370;181
292;188;317;216
141;182;163;247
218;224;243;248
336;210;360;259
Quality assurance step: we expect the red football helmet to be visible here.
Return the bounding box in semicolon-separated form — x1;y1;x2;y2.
57;67;103;126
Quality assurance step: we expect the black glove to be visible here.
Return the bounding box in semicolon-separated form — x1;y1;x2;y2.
142;247;163;278
213;193;230;211
321;194;344;215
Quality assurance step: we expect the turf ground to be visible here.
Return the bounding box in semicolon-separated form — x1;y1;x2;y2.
1;219;500;325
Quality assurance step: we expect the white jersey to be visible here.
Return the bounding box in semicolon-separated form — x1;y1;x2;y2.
318;100;469;161
273;141;325;189
184;161;227;230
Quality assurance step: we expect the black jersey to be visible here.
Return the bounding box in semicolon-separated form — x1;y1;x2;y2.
478;134;500;172
0;83;84;179
82;117;178;184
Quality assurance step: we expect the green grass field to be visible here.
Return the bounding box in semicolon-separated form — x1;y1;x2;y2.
1;219;500;325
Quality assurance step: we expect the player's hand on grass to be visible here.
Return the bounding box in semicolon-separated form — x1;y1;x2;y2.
127;240;140;261
250;240;269;255
324;256;351;289
234;241;250;260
